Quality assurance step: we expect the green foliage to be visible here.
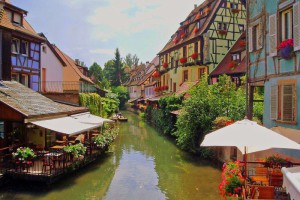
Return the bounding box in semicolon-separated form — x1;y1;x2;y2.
63;143;87;158
112;86;129;109
12;147;36;160
79;93;119;118
93;128;119;148
145;95;183;136
89;62;110;89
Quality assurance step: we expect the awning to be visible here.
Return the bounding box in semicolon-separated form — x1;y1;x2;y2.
70;112;114;125
31;117;101;135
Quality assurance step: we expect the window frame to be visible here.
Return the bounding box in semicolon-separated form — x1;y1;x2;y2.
280;7;293;42
11;38;20;54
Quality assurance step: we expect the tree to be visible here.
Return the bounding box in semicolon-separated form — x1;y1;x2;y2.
124;53;140;68
89;62;110;89
112;86;129;109
103;49;127;87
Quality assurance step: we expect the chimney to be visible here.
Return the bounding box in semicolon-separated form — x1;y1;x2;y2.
194;4;197;9
75;59;80;65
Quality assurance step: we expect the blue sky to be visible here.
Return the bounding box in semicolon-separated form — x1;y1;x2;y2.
12;0;204;67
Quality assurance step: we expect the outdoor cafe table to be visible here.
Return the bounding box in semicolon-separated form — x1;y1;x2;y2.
50;145;65;150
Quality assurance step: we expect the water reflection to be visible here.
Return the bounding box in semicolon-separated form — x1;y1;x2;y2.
0;111;221;200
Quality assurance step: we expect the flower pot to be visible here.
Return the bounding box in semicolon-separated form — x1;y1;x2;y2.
279;45;293;60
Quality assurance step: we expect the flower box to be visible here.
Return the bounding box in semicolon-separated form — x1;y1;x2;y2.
179;57;187;64
229;60;238;70
162;62;168;68
231;8;240;14
191;52;198;60
218;30;228;35
193;27;199;34
278;38;294;59
173;38;179;44
180;33;186;39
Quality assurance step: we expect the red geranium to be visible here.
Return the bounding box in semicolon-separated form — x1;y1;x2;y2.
179;57;187;64
162;62;168;68
195;13;201;19
191;52;198;60
278;39;294;50
193;27;199;34
180;33;186;39
173;38;179;44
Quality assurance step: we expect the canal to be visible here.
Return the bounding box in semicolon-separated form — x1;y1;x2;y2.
0;112;221;200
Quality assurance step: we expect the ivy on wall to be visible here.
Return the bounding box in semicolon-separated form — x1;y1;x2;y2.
79;93;119;118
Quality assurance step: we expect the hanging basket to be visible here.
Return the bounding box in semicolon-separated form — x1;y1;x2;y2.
279;45;293;60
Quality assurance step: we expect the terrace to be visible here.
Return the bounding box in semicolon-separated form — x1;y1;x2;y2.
0;129;115;184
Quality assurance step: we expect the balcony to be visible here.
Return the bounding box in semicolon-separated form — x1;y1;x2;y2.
41;81;97;94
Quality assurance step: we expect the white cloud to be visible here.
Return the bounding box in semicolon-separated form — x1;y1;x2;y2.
89;48;115;55
86;0;205;41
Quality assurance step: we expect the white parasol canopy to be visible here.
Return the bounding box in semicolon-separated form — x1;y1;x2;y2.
71;112;114;125
201;119;300;153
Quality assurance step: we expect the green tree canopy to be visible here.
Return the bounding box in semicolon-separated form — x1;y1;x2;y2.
124;53;140;68
89;62;110;89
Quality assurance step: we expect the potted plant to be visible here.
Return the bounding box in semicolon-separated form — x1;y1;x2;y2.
219;161;244;200
264;154;292;168
162;62;168;68
173;38;179;44
179;57;187;64
191;52;198;60
278;39;294;60
12;147;36;160
63;143;87;159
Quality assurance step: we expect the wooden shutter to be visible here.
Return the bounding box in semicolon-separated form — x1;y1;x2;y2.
282;85;294;121
269;14;277;57
249;27;253;52
258;20;263;49
293;2;300;51
270;85;278;120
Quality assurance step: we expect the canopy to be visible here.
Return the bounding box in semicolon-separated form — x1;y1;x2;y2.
201;119;300;153
31;117;101;135
71;112;114;125
282;166;300;200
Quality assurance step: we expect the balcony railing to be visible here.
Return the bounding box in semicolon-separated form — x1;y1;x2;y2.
41;81;97;93
0;142;108;184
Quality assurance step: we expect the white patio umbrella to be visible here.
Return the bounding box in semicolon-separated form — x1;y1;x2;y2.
200;119;300;178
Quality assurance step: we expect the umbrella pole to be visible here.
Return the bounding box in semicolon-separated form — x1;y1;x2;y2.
244;146;248;186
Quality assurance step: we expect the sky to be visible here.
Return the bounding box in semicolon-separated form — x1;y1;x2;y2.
12;0;205;68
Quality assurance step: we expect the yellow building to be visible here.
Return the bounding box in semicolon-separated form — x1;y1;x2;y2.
157;0;246;95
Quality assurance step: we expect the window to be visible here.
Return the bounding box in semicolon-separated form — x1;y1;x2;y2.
221;2;226;8
281;8;293;41
252;25;258;51
200;9;203;15
183;70;188;82
0;121;4;139
171;57;174;68
218;23;227;30
194;42;198;53
42;45;47;53
270;80;297;122
198;68;205;80
20;41;28;55
196;22;200;29
231;53;241;62
173;83;177;92
6;10;12;21
165;54;168;63
230;3;238;9
183;46;187;58
11;38;19;53
238;24;244;32
13;13;22;25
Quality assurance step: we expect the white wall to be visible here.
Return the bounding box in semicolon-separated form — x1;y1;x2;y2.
129;86;141;99
40;44;63;92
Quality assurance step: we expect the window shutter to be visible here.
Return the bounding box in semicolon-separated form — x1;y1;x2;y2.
269;14;277;57
249;27;253;52
203;33;210;64
270;85;278;120
293;2;300;51
282;85;294;121
258;20;263;49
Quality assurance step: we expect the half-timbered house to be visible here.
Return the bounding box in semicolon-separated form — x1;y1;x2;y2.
157;0;246;95
0;0;44;91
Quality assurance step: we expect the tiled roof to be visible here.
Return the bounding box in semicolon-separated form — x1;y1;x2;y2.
158;0;220;54
52;45;94;84
0;7;44;41
210;32;246;76
175;81;198;96
0;81;88;118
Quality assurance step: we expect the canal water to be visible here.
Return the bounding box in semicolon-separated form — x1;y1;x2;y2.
0;112;221;200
